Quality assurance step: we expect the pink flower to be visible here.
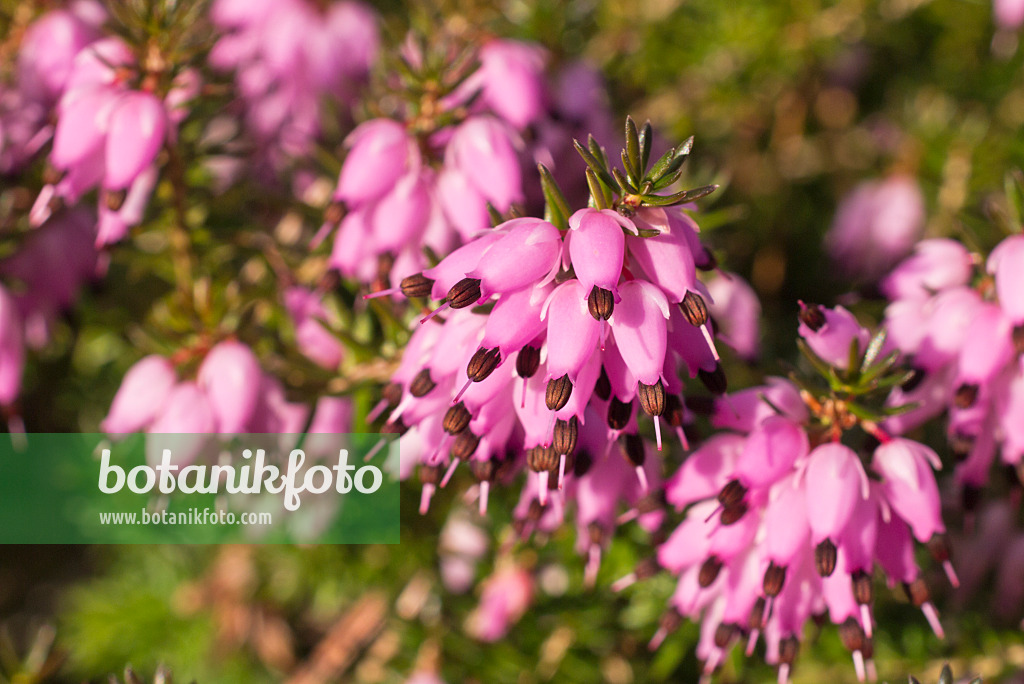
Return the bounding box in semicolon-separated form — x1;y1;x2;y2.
102;355;178;434
197;341;262;433
0;286;25;406
466;564;533;641
798;304;869;369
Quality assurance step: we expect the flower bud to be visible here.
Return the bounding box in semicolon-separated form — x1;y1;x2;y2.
102;355;176;433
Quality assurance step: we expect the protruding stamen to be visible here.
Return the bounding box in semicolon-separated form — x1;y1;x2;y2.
443;402;473;434
420;300;451;324
746;629;760;657
638;381;666;417
466;346;502;382
588;286;614;320
680;291;709;326
635;465;649;492
447;277;482;308
584;544;601;588
922;601;945;639
701;323;720;361
399;273;434;298
654;415;663;451
942;560;960;588
409;369;436;397
538;471;549;506
516;345;541;378
363;287;400;300
558;453;567;490
453;376;474;404
440;458;460;488
419;484;435;514
815;539;838;576
612;572;637;592
853;649;866;683
777;663;790;684
860;604;873;639
545;374;573;411
363;438;386;463
479;481;490;516
366;399;390;423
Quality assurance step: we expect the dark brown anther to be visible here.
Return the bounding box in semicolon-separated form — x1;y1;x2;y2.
852;569;873;605
696;247;717;272
779;635;799;665
950;431;974;461
381;382;403;407
798;302;826;331
443;402;472;434
763;561;787;597
467;346;502;382
588;286;615;320
595;367;612;401
635;557;660;581
637;380;666;417
324;200;345;225
815;538;837;577
954;383;979;409
838;617;865;653
1014;325;1024;356
419;464;442;486
451;431;480;460
527;499;545;522
516;345;541;378
409;369;436;397
720;501;748;525
380;418;407;435
552;416;579;456
684;395;716;415
926;533;952;564
573;448;594;477
376;253;395;281
447;277;482;308
545;374;573;410
470;458;497;482
399;273;434;298
748;597;767;631
637;490;666;514
664;394;685;428
714;623;738;649
512;519;527;536
659;608;683;635
903;578;930;607
699;555;723;587
527;445;558;473
698;364;728;395
718;479;747;508
901;366;926;393
105;188;127;212
607;396;633;430
680;291;709;326
588;522;606;546
622;433;645;467
962;483;981;512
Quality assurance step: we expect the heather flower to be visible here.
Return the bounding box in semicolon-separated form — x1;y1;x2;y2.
209;0;379;167
283;286;345;370
466;562;534;642
619;307;956;683
705;272;761;361
825;175;925;281
374;119;729;583
879;232;1024;500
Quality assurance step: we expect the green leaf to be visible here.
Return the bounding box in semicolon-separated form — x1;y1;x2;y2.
647;146;677;183
612;167;637;195
640;184;718;207
846;336;862;383
845;401;885;423
588;135;609;168
573;139;618;192
939;665;953;684
639;120;653;174
797;338;841;386
538;163;571;231
860;327;888;371
636;228;661;238
586;169;610;210
486;202;504;228
858;350;901;388
880;400;920;416
624;116;641;182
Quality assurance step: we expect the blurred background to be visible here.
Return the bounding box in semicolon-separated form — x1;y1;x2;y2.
2;0;1024;682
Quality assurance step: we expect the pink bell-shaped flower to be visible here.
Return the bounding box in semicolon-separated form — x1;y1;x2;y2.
568;208;633;301
102;355;177;434
872;438;945;542
335;119;416;205
197;340;262;434
609;280;670;385
103;91;168;190
805;442;869;545
543;280;601;382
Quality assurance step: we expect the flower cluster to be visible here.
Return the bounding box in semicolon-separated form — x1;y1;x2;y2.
102;340;351;463
322;36;614;292
881;235;1024;502
208;0;379;170
621;307;956;684
23;6;200;246
371;119;728;581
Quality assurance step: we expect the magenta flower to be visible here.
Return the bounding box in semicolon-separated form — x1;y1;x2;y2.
0;286;25;407
197;340;263;434
102;355;178;434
